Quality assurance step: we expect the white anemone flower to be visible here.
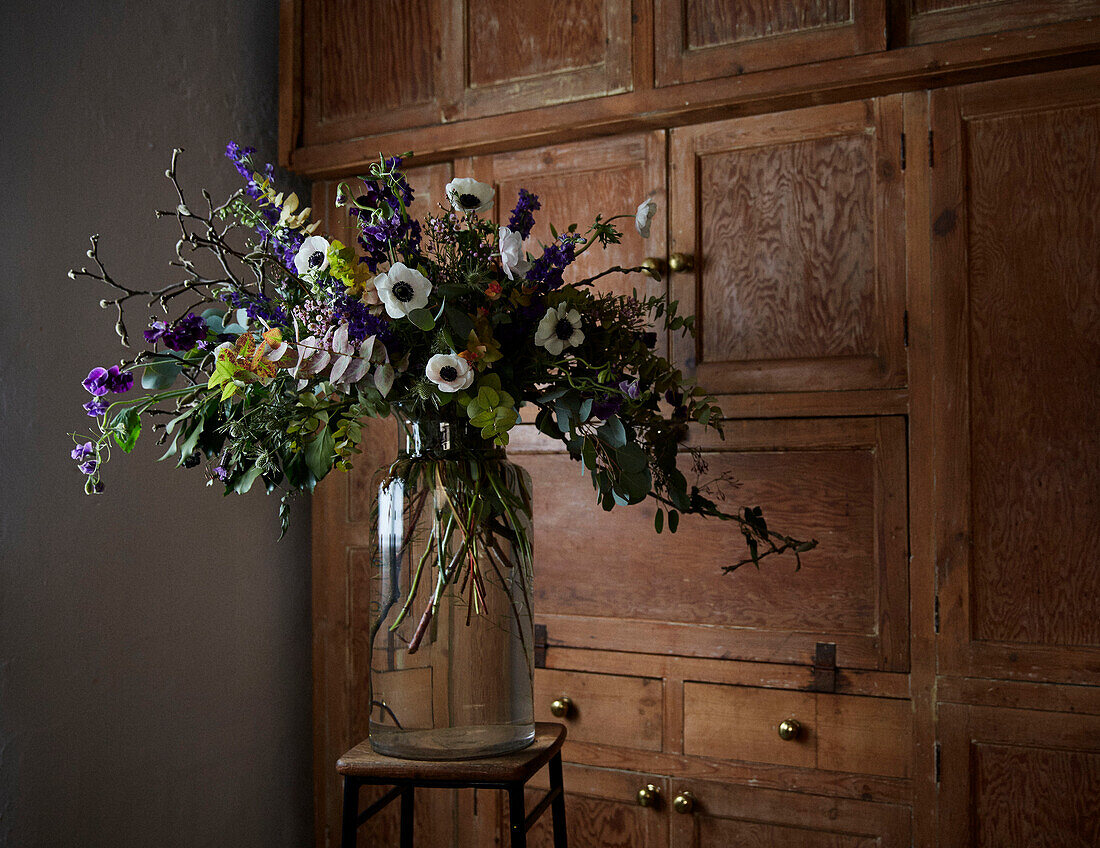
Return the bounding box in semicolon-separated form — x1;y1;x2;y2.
498;226;530;281
425;353;474;393
294;235;331;276
374;262;432;320
445;178;495;215
634;198;657;239
535;303;585;356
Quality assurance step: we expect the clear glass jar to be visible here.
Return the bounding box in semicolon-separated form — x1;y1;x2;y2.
368;418;535;759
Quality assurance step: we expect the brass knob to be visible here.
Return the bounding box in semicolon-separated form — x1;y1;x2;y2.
668;252;694;273
640;257;665;280
549;697;572;718
778;719;801;741
672;791;695;814
636;784;661;808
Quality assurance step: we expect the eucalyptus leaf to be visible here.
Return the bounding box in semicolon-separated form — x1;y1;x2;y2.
596;415;626;448
305;428;336;480
407;308;435;331
141;359;183;390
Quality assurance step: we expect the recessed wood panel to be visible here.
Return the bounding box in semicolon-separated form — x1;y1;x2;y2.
655;0;884;86
938;704;1100;847
456;0;633;120
302;0;457;143
468;133;666;304
534;668;663;751
906;0;1100;45
512;416;909;670
671;97;906;393
932;67;1100;684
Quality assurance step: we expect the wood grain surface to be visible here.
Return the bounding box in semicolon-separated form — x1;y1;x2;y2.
686;0;853;48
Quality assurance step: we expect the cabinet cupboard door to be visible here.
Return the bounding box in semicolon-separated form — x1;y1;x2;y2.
655;0;886;86
906;0;1100;45
931;67;1100;685
525;766;669;847
512;416;909;671
670;97;906;394
668;779;910;847
938;704;1100;847
467;132;667;303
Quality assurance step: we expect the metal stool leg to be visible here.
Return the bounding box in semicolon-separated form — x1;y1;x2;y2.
508;783;528;848
400;785;414;848
549;753;567;848
341;777;361;848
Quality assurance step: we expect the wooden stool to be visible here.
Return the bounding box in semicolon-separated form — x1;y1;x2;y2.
337;722;567;848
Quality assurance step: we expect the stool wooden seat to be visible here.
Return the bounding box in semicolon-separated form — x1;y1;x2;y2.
337;722;567;847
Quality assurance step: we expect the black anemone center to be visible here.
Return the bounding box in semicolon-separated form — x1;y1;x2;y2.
392;281;415;302
308;250;325;268
458;193;481;209
554;318;575;341
439;366;459;382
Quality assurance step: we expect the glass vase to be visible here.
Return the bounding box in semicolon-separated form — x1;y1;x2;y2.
367;417;535;759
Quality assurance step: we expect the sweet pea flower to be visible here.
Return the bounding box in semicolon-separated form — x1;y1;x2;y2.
634;198;657;238
83;365;133;396
498;226;530;281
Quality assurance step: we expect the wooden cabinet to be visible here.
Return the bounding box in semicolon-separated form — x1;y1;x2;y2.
670;97;907;393
930;66;1100;686
654;0;886;85
937;704;1100;847
905;0;1100;46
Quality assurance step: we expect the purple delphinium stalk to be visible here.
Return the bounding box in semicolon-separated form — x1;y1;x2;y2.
348;158;421;272
525;237;577;292
221;291;290;328
83;365;133;396
508;189;541;240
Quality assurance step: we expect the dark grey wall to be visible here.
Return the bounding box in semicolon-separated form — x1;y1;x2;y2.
1;2;313;846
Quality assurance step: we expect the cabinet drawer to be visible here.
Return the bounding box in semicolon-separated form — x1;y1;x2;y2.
683;683;910;778
534;669;662;751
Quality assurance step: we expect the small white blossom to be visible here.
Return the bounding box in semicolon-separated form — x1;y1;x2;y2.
445;178;495;214
374;262;432;319
634;198;657;239
498;226;530;281
425;353;474;393
294;235;331;276
535;303;584;356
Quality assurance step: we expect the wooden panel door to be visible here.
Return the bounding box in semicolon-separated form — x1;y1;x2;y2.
511;416;910;671
905;0;1100;45
525;765;669;847
938;704;1100;846
931;67;1100;685
670;96;907;394
654;0;886;87
466;131;667;304
453;0;635;121
668;779;911;847
301;0;461;145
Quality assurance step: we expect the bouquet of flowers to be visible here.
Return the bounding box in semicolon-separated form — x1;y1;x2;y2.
69;145;814;572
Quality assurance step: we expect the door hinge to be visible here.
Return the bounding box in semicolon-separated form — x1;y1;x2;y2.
928;130;935;168
903;310;909;347
900;132;906;171
810;642;838;693
934;595;940;634
934;742;942;784
534;623;548;669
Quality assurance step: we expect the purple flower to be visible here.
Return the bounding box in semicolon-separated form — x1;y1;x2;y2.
508;189;541;240
146;313;209;351
71;442;98;475
90;481;105;494
83;365;133;396
213;465;229;482
619;379;641;400
525;237;577;292
83;398;109;417
591;397;622;420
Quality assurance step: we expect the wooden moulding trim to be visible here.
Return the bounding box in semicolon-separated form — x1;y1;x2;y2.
277;0;303;168
936;675;1100;716
557;741;914;805
287;19;1100;176
544;645;911;698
